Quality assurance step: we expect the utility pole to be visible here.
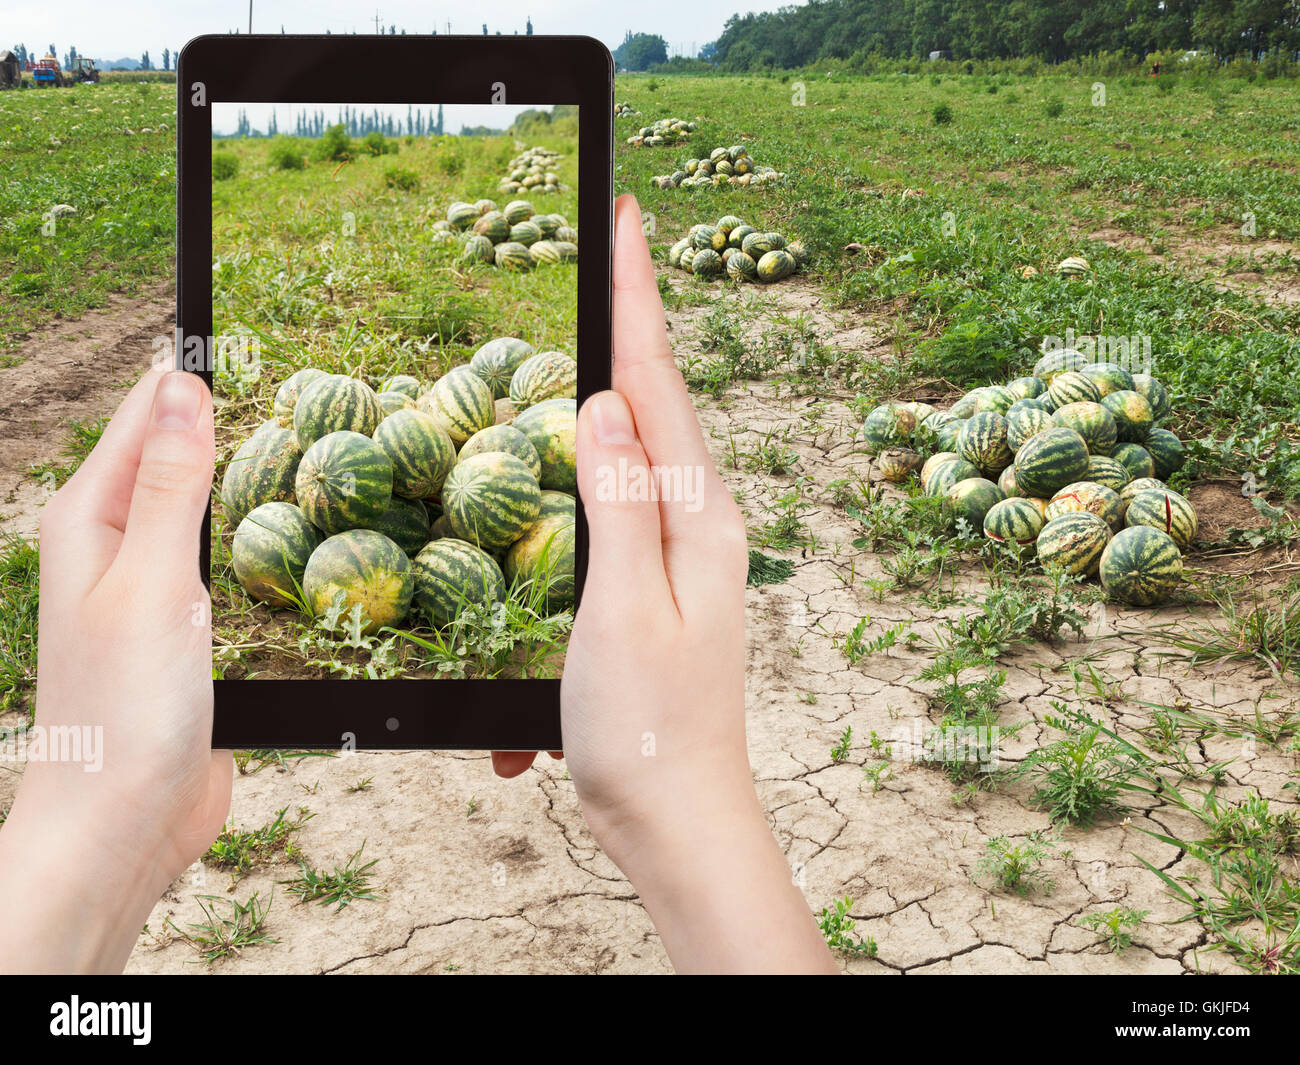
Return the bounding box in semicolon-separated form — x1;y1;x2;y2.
373;11;382;34
248;0;253;34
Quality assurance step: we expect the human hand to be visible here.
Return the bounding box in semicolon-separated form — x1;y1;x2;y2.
495;195;835;972
0;368;232;973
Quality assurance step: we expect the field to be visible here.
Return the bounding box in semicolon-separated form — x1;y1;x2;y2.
1;68;1299;973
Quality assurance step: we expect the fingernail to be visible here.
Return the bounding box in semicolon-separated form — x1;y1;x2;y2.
590;392;638;446
152;372;203;430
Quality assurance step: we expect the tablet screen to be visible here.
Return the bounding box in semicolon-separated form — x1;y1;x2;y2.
209;101;579;685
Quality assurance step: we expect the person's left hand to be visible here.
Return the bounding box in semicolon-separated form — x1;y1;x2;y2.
0;367;232;973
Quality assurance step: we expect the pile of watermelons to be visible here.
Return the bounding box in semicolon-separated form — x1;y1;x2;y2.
860;347;1194;607
497;146;567;196
668;216;808;283
431;197;578;270
625;117;695;147
218;337;578;635
613;102;640;118
650;144;786;190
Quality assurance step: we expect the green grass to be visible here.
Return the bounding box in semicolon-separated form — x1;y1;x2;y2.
282;843;381;912
0;537;39;722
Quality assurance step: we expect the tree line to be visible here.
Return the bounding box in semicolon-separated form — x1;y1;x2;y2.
708;0;1300;68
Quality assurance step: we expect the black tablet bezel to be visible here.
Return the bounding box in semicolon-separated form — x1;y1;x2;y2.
178;34;612;750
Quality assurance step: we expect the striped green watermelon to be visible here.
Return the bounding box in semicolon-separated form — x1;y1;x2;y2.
1013;427;1090;498
494;242;532;271
786;241;810;265
462;234;496;263
1057;256;1091;278
861;404;916;455
553;241;579;263
692;249;725;277
693;225;725;252
412;539;506;627
231;502;322;607
379;374;421;399
945;477;1005;532
531;213;561;238
1125;488;1197;551
668;239;692;268
1111;443;1157;482
948;393;981;420
529;240;563;265
1007;406;1053;452
1118;477;1168;520
503;200;535;225
447;201;480;229
727;251;758;281
472;198;497;215
457;424;542;479
1045;481;1123;532
295;430;394;536
756;249;796;282
273;368;327;428
1100;526;1182;606
1085;454;1132;492
1006;376;1047;400
921;452;960;490
360;496;431;556
1131;374;1171;421
293;374;384;451
505;512;576;606
957;412;1013;477
935;419;965;452
1033;347;1088;383
514;398;576;493
469;337;536;399
538;490;576;518
442;452;541;550
373;409;456;500
716;214;746;233
1036;512;1111;577
904;402;937;424
510;351;577;409
1052;401;1117;456
741;231;779;258
973;386;1017;415
220;421;302;522
1047;371;1103;412
1081;362;1136;396
1145;428;1186;480
998;465;1022;497
303;530;414;634
925;458;981;497
912;411;955;451
377;391;416;416
509;219;543;246
983;497;1045;552
472;211;510;242
1101;390;1154;443
727;225;756;249
419;370;495;444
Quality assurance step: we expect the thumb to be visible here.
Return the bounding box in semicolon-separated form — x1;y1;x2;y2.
576;391;672;610
115;371;214;587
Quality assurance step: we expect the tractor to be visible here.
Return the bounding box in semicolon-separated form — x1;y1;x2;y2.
0;50;21;89
32;54;66;87
71;56;99;83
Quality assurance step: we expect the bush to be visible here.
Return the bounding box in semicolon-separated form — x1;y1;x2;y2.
314;124;353;162
1043;97;1065;118
267;137;305;171
932;103;954;125
383;165;420;192
360;130;397;156
212;153;239;181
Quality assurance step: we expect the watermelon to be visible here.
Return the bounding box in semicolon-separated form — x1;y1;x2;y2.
373;409;456;500
983;497;1045;552
231;502;322;607
1006;376;1047;400
921;452;960;490
273;368;328;428
494;398;519;426
447;202;480;229
1047;371;1102;410
756;249;796;282
510;351;577;409
419;370;495;444
531;213;561;237
1033;347;1088;383
1045;481;1123;532
1118;477;1168;519
1013;427;1090;498
1101;390;1154;443
727;225;756;249
925;458;981;497
668;239;692;268
692;249;725;277
458;424;542;480
1081;362;1135;397
442;452;541;550
1145;428;1186;480
220;421;301;521
470;337;536;399
514;398;576;493
293;374;384;452
1052;401;1118;456
998;465;1022;497
503;200;535;225
913;411;955;450
380;374;422;399
727;251;758;281
529;240;563;265
945;477;1005;532
1100;526;1183;606
861;404;916;455
693;225;725;251
509;219;543;246
948;393;981;420
1084;454;1132;492
462;234;496;263
494;242;532;271
786;241;810;265
472;211;510;243
538;490;576;519
1111;443;1157;482
716;215;746;233
378;390;416;417
957;412;1012;477
1125;488;1198;551
1131;374;1171;421
878;448;924;483
295;430;394;536
1037;512;1111;577
1057;256;1091;278
905;402;939;425
361;496;431;556
973;386;1017;415
412;539;506;627
553;241;579;263
741;232;780;258
303;530;414;635
935;420;965;452
505;513;576;605
1007;406;1053;452
473;198;498;215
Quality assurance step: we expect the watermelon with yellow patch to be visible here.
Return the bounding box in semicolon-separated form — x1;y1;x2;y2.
1045;481;1123;532
412;538;506;627
509;351;577;409
983;497;1045;554
1036;511;1111;577
220;420;302;522
505;512;576;606
303;530;414;634
861;403;916;455
231;502;322;608
1052;401;1117;456
457;424;542;480
1101;390;1155;444
878;448;924;483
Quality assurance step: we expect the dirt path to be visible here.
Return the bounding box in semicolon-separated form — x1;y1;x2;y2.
0;283;175;539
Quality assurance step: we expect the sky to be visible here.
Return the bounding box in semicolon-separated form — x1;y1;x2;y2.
6;0;794;62
212;101;553;136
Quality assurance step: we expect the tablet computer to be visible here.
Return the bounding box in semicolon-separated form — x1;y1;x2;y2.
177;33;612;750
